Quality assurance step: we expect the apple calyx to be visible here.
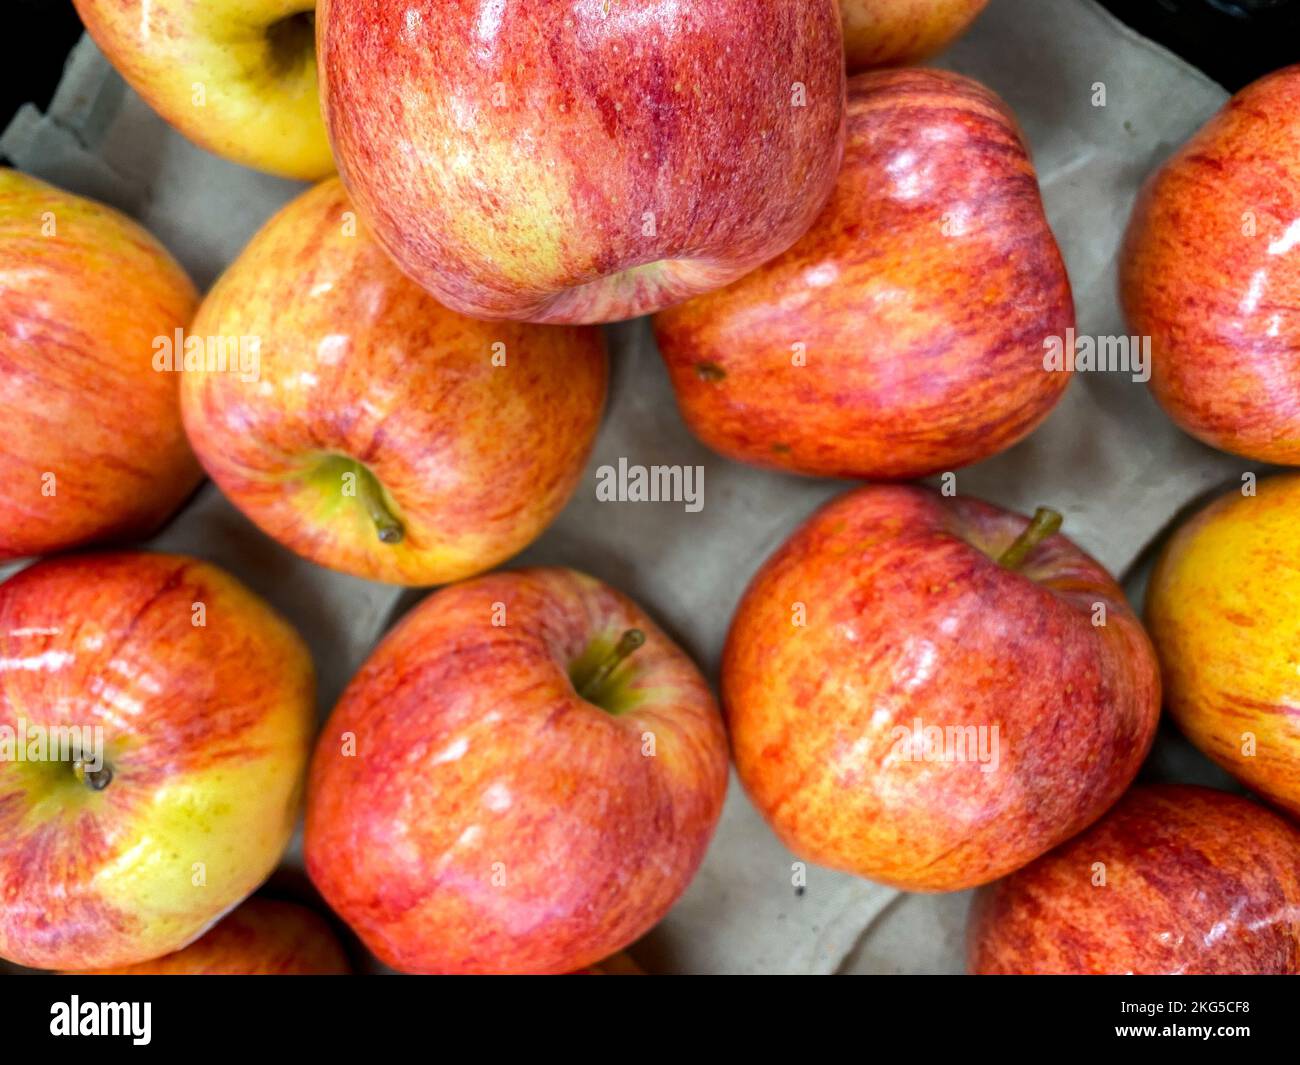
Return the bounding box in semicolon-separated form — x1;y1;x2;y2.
997;507;1063;570
72;758;113;792
574;628;646;706
346;459;404;545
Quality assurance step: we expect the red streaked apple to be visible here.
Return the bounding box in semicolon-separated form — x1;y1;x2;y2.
840;0;989;71
723;485;1160;892
317;0;846;323
968;785;1300;974
0;552;315;972
0;169;201;562
179;178;607;587
653;69;1073;480
72;0;332;180
1121;65;1300;464
305;567;729;974
1145;473;1300;817
72;898;349;975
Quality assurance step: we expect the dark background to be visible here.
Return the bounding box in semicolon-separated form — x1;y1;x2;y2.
2;0;1300;137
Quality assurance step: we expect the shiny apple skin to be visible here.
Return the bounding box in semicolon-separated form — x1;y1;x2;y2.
969;785;1300;975
180;179;607;587
653;70;1073;480
317;0;846;324
1146;474;1300;817
0;552;315;971
723;485;1160;892
74;898;349;975
0;170;201;561
72;0;332;180
305;567;728;974
840;0;988;71
1121;66;1300;464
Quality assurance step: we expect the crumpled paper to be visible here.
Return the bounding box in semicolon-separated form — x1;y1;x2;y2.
0;0;1247;974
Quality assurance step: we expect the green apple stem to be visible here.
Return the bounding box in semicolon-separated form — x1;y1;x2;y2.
349;461;404;545
73;759;112;792
997;507;1063;570
577;629;646;701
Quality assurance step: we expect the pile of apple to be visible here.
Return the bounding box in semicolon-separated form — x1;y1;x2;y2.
1;0;1298;976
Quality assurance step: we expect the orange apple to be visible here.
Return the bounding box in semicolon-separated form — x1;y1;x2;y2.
1145;473;1300;817
0;169;201;562
653;69;1072;480
180;179;607;586
73;898;349;975
840;0;989;71
0;552;315;971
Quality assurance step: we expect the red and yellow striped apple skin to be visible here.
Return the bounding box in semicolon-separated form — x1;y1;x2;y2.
969;785;1300;975
654;70;1073;481
318;0;847;323
0;553;315;971
75;899;349;975
1121;66;1300;464
0;170;200;561
840;0;988;71
306;568;728;975
723;485;1159;892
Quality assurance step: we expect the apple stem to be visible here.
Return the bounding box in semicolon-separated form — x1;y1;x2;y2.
577;629;646;701
997;507;1063;570
352;462;404;545
73;759;112;792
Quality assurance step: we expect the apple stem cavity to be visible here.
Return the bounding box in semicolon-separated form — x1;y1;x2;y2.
349;461;404;545
577;628;646;703
997;507;1063;570
73;759;113;792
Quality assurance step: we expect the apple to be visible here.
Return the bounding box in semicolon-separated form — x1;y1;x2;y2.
305;567;729;974
0;169;201;562
179;178;607;587
1145;473;1300;818
72;0;332;180
653;69;1073;481
840;0;989;71
723;484;1161;892
317;0;846;324
72;898;349;975
576;952;645;976
0;552;315;971
968;785;1300;974
1120;65;1300;464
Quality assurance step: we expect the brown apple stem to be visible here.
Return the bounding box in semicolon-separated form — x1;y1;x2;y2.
351;462;404;545
997;507;1063;570
577;629;646;700
73;759;112;792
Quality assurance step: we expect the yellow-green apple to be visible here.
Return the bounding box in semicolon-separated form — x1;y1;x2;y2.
840;0;988;71
317;0;846;323
0;169;201;561
653;70;1073;480
968;785;1300;974
1121;65;1300;463
73;898;349;975
723;485;1160;892
180;179;607;586
1145;474;1300;817
72;0;332;179
0;552;315;971
305;567;728;974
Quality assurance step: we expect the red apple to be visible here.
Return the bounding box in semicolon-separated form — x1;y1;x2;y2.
723;485;1161;892
317;0;846;323
305;567;729;974
968;785;1300;975
1121;65;1300;464
840;0;989;72
653;69;1073;480
0;552;315;971
180;179;607;587
0;169;201;562
73;898;349;975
